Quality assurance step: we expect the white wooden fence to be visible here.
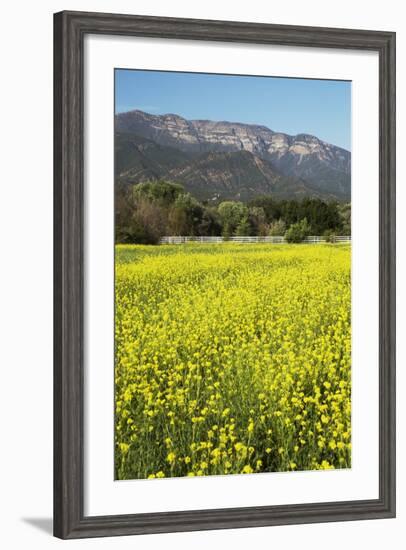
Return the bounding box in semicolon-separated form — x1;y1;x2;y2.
160;235;351;244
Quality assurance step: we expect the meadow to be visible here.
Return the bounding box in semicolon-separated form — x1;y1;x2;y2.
115;243;351;480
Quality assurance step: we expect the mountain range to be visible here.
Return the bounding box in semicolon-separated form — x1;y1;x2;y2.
115;110;351;202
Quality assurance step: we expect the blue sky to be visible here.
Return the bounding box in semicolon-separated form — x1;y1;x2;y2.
115;69;351;151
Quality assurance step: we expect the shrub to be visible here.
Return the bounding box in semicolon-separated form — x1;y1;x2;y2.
269;219;286;236
285;218;311;243
324;229;337;243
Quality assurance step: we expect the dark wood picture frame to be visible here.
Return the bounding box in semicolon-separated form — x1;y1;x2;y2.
54;10;396;539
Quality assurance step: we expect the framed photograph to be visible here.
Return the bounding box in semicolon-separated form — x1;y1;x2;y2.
54;10;396;539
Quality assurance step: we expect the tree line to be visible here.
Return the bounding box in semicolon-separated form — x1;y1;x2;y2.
115;180;351;244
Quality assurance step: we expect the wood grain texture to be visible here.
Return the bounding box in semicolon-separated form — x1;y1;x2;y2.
53;10;396;539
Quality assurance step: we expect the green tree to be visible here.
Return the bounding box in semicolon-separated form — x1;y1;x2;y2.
234;217;251;236
132;180;184;206
115;183;135;243
285;218;311;243
197;207;222;236
115;182;168;244
248;206;268;236
218;201;248;237
338;203;351;235
269;218;286;236
249;196;282;224
167;193;203;236
167;206;188;235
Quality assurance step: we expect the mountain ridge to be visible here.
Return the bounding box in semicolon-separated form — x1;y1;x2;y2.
115;110;351;202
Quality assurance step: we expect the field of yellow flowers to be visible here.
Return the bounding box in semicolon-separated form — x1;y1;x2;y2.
115;243;351;479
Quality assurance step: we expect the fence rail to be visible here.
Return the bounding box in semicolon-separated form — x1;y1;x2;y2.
160;235;351;245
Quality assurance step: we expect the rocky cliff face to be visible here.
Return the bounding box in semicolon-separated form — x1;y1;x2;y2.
115;110;351;201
